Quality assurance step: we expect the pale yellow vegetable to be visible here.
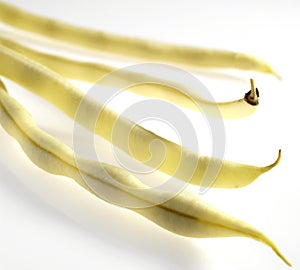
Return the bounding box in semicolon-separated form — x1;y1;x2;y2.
0;2;280;78
0;45;280;188
0;79;290;266
0;35;258;119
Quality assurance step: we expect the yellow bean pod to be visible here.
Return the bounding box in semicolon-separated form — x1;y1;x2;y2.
0;35;258;119
0;79;290;266
0;2;279;77
0;45;280;188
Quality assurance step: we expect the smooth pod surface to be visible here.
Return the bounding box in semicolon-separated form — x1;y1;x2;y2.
0;45;281;188
0;2;280;77
0;45;281;189
0;79;291;266
0;35;258;119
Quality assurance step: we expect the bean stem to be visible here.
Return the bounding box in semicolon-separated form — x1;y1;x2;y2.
0;79;291;266
0;45;281;188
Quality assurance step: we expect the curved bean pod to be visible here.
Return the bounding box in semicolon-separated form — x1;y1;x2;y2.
0;80;290;266
0;2;279;77
0;45;280;188
0;35;258;119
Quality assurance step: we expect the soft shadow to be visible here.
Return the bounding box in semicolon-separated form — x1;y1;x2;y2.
0;134;206;270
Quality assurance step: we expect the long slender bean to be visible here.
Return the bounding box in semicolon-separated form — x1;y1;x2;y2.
0;79;290;266
0;35;259;119
0;45;280;188
0;2;279;77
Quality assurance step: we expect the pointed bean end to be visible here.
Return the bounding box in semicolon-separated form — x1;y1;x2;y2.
262;63;282;80
268;65;282;80
273;149;282;167
273;72;282;80
263;149;281;172
258;230;291;266
271;244;292;267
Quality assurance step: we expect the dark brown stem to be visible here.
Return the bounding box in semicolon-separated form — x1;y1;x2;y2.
244;78;259;106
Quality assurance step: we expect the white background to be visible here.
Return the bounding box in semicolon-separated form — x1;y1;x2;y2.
0;0;299;269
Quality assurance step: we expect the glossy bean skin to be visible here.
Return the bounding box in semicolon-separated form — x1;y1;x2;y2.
0;80;290;266
0;35;258;119
0;2;280;77
0;45;280;189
